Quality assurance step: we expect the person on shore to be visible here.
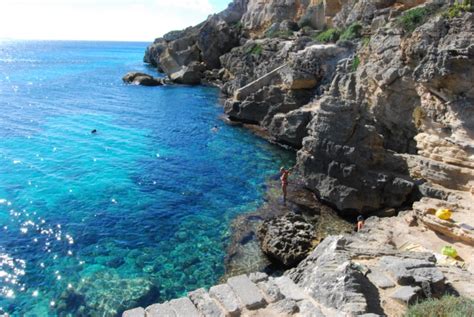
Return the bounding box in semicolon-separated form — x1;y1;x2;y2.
356;215;365;231
280;166;293;204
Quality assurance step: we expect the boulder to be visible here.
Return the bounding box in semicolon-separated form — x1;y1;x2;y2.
257;212;315;267
122;72;163;86
169;61;205;85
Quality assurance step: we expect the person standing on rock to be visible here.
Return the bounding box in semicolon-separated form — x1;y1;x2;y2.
356;215;365;231
280;166;293;204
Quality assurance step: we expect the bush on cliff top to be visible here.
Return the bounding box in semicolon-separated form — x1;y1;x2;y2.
315;28;341;43
405;295;474;317
397;7;431;33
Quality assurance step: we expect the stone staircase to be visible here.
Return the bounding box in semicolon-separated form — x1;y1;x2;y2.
123;222;457;317
123;272;333;317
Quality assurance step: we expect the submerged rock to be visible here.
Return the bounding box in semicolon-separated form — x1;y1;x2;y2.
122;72;163;86
63;269;160;317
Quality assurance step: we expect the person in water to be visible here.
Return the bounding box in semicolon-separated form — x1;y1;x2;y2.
356;215;365;231
211;125;219;132
91;129;97;134
280;166;293;203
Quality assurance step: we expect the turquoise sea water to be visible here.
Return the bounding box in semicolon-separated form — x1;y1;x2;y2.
0;41;294;316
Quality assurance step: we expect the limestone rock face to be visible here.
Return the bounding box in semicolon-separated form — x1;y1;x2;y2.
197;16;242;69
268;107;313;148
257;212;315;267
143;0;473;214
142;0;247;84
286;216;447;316
403;12;474;192
144;38;167;71
241;0;326;33
122;72;163;86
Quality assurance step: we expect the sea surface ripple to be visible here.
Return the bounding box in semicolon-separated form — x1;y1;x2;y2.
0;40;294;316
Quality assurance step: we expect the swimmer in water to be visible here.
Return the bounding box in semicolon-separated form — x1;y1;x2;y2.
211;125;219;132
280;166;293;204
91;129;97;134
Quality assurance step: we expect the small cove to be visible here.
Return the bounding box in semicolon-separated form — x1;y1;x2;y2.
0;40;295;316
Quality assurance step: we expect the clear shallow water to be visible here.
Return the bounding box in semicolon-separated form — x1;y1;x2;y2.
0;40;294;316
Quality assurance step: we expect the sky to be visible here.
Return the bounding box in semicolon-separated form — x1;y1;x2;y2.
0;0;231;42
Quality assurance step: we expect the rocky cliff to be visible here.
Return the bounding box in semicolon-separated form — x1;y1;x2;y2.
144;0;473;216
122;1;474;315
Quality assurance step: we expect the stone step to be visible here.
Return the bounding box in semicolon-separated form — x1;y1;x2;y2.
188;288;227;317
296;299;325;317
145;302;176;317
273;276;307;301
226;274;267;310
168;297;200;317
256;279;284;303
122;307;145;317
366;268;396;289
209;283;241;316
390;286;421;305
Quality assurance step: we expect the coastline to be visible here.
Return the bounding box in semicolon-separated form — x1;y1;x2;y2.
222;175;353;280
123;0;474;315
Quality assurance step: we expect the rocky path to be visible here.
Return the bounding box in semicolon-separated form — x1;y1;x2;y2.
123;214;469;317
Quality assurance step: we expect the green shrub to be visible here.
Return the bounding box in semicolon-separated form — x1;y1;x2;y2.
351;55;360;72
340;23;363;41
247;44;263;56
315;28;341;43
265;30;294;39
443;0;473;19
398;7;431;33
405;295;474;317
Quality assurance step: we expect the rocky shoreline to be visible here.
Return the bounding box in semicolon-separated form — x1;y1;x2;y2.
122;0;473;315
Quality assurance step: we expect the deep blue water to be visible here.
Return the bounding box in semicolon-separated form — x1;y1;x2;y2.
0;40;294;316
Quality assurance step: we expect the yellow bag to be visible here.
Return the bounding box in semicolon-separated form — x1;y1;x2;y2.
442;246;458;258
436;208;452;220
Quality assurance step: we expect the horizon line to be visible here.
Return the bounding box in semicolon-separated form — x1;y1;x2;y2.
0;37;154;43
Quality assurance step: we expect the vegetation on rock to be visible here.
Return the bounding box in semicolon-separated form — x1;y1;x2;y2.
443;0;473;19
351;55;360;72
315;28;341;43
247;43;263;56
405;295;474;317
398;7;431;33
265;29;294;39
340;23;363;41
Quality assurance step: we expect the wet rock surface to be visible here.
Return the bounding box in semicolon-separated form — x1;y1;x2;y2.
223;176;352;278
122;72;163;86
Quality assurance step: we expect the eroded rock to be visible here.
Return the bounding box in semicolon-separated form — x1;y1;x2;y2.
257;212;315;267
